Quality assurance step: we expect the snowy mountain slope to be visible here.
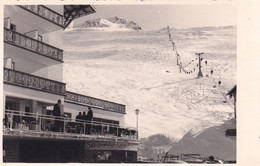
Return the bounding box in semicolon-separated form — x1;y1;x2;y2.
72;17;142;31
169;118;236;161
49;26;236;140
138;134;177;159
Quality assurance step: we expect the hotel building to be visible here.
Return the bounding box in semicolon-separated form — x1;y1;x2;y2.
3;5;138;163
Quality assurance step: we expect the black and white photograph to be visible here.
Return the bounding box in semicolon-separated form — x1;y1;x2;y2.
1;0;260;164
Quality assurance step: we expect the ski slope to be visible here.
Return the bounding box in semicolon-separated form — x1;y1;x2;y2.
50;26;236;139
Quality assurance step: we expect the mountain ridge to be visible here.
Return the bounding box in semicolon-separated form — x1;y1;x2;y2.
73;16;142;31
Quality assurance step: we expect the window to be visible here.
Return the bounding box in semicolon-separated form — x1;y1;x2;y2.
64;112;72;120
5;100;20;111
93;117;119;126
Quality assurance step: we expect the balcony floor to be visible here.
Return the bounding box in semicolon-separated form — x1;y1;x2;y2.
3;128;138;143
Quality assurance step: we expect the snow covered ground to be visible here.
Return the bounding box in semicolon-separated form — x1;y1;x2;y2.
51;26;236;140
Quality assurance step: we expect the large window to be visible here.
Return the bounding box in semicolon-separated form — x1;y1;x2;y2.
93;117;119;126
5;100;20;111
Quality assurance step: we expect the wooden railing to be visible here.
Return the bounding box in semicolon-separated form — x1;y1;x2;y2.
3;110;137;140
19;5;64;28
4;28;63;62
65;91;126;114
4;68;66;95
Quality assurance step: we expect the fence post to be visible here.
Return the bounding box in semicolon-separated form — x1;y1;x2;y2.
84;122;86;134
39;115;41;131
63;117;66;133
10;112;13;129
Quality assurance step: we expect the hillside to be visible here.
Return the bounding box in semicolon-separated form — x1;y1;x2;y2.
73;16;142;31
47;26;236;141
138;134;177;160
137;118;236;161
170;118;236;161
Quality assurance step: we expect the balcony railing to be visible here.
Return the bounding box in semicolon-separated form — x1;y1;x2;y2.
3;110;137;141
65;91;126;114
4;68;66;95
4;28;63;62
19;5;64;28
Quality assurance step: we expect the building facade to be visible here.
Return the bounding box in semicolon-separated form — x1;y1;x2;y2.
3;5;138;163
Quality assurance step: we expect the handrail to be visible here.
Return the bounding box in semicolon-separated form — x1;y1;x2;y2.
3;109;137;140
19;5;64;28
65;91;126;114
4;27;63;62
4;68;66;95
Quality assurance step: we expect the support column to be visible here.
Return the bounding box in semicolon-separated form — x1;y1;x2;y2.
32;100;38;113
3;92;6;115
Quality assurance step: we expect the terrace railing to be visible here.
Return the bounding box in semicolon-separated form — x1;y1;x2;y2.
4;28;63;62
3;110;137;141
19;5;64;28
4;68;66;95
65;91;126;114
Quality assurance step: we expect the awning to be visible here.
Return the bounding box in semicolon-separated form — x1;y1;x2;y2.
63;5;96;29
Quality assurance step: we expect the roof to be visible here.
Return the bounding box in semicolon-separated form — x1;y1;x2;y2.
63;5;96;29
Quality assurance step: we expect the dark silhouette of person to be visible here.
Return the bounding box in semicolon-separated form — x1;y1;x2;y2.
76;112;83;133
86;106;93;134
81;111;88;134
76;112;82;122
53;100;61;132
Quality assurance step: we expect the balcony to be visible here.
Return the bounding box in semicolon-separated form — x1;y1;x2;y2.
4;28;63;62
3;110;137;142
19;5;64;28
65;91;126;114
4;68;66;95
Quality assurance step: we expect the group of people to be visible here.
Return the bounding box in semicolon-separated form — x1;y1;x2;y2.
52;99;93;134
75;106;93;134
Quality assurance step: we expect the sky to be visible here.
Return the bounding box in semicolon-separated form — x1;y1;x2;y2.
74;5;237;30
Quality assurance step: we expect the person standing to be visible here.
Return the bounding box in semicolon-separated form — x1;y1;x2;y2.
76;112;83;133
86;106;93;134
53;100;61;132
81;112;88;134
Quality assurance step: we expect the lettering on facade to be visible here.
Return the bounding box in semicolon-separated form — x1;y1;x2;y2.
65;92;126;113
84;141;129;151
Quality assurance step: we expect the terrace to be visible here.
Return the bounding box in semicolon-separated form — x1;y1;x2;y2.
3;110;137;142
4;28;63;62
19;5;64;28
4;68;66;95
